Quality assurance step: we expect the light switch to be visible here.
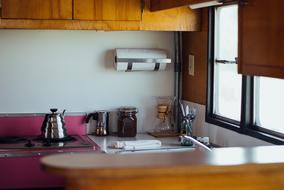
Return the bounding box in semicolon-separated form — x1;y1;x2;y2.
188;54;194;76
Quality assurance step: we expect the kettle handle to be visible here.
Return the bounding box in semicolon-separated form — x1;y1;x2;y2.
85;112;99;123
62;109;66;116
50;108;58;113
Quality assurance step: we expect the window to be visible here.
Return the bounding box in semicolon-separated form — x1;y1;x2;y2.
254;77;284;136
213;5;241;122
206;5;284;144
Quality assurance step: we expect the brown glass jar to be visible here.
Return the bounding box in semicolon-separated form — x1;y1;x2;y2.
117;107;137;137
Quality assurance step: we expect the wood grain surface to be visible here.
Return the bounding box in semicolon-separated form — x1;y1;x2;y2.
1;0;72;20
74;0;142;21
0;0;200;31
141;0;200;31
182;9;208;104
238;0;284;79
41;145;284;190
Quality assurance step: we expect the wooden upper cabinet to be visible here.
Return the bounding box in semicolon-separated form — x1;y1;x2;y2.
0;0;200;31
1;0;73;20
238;0;284;79
74;0;142;21
141;0;200;31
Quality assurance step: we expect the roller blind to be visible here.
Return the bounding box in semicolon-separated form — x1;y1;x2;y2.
150;0;237;11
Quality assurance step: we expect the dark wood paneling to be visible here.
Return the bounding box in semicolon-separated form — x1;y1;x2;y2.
182;9;208;105
238;0;284;79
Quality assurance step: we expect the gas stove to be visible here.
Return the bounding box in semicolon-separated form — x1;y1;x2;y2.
0;135;98;157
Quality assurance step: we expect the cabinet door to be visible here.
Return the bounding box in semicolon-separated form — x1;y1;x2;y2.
1;0;73;20
238;0;284;79
74;0;142;21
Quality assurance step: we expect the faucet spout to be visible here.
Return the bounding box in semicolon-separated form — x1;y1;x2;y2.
180;135;212;152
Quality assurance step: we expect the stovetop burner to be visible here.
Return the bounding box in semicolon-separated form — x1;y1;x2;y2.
0;135;98;158
0;135;93;150
0;136;27;144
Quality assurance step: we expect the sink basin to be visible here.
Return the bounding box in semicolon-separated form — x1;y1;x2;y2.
106;147;195;154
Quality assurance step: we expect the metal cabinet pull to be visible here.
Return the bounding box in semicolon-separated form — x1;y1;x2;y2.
215;59;237;64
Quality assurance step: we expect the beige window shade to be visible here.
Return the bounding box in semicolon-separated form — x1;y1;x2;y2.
150;0;236;12
189;0;238;9
189;0;223;9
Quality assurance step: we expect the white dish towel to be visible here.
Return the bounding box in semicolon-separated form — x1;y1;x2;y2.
110;140;162;151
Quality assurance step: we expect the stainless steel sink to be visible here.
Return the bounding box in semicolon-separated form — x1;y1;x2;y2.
106;147;196;154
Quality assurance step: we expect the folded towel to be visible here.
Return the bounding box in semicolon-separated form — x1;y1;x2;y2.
110;140;162;151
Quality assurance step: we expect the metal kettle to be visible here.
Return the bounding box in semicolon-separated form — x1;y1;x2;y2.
41;108;67;140
86;111;109;136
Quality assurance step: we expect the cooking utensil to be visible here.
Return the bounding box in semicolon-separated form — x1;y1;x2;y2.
86;111;109;136
186;105;189;115
179;100;185;117
180;106;197;145
154;96;174;133
41;108;67;140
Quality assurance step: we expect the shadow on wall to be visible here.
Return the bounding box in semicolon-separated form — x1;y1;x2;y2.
105;49;115;70
140;96;156;132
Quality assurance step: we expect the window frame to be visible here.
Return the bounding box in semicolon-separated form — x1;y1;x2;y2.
205;6;284;144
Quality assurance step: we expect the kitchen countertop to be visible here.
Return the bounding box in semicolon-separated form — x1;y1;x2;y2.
41;145;284;190
87;134;196;154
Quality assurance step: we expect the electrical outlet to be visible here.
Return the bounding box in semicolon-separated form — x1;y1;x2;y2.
188;54;194;76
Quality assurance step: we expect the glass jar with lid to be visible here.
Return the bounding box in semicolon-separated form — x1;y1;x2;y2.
117;107;138;137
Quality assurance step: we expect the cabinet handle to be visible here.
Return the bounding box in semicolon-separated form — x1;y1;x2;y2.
216;57;238;64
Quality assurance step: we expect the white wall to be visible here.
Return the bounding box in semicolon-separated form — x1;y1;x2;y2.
0;30;175;132
183;101;272;147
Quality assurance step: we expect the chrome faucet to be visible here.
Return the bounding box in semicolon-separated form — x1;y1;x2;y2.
179;135;212;152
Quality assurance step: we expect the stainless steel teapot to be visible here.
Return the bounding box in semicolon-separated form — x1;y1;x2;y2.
41;109;67;140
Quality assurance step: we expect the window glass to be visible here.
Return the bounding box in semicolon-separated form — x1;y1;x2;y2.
214;64;242;121
254;77;284;134
215;5;238;61
213;5;241;121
